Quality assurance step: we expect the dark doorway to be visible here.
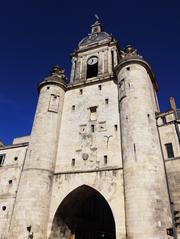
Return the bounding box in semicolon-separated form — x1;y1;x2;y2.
50;185;115;239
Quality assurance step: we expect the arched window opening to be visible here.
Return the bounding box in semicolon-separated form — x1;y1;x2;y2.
50;185;116;239
87;56;98;79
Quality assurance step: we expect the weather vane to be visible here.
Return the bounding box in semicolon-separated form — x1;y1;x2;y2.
94;14;100;21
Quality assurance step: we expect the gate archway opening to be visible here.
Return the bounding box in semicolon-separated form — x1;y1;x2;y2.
50;185;116;239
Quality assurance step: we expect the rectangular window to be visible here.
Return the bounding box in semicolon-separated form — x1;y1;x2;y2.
0;154;5;167
89;106;97;121
48;94;60;113
72;158;75;166
105;98;109;104
91;124;95;133
98;85;102;90
90;106;97;113
165;143;174;158
104;155;108;164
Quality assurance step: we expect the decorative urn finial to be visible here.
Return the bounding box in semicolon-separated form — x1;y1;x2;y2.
50;65;65;78
120;44;142;59
38;65;67;92
124;45;138;55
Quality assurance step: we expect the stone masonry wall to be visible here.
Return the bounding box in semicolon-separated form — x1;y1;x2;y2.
0;145;27;238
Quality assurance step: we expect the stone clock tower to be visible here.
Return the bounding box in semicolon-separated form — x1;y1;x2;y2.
70;19;119;82
2;18;178;239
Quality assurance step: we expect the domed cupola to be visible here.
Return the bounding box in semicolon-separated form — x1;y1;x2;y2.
78;19;113;49
70;17;120;83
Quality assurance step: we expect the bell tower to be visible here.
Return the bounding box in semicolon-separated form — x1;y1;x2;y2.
70;18;119;83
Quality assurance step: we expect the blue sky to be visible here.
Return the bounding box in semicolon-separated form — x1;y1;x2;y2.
0;0;180;144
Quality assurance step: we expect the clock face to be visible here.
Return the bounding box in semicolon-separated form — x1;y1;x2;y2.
87;56;98;65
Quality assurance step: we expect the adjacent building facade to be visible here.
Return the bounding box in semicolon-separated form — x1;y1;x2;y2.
0;19;180;239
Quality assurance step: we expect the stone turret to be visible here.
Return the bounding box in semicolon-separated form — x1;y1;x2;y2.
115;46;172;238
9;66;66;238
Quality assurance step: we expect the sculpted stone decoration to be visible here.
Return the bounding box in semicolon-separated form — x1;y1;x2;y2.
40;65;67;84
82;153;89;160
38;65;66;92
51;65;66;78
77;123;98;166
120;45;142;59
79;128;93;148
48;94;60;113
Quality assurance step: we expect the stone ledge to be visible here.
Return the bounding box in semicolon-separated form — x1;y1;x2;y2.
165;156;180;161
0;194;16;199
0;165;22;170
54;166;122;175
0;142;28;150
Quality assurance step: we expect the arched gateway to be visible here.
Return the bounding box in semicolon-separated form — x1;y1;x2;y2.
50;185;116;239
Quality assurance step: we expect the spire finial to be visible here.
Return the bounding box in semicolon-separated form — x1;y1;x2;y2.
91;14;103;34
94;14;100;21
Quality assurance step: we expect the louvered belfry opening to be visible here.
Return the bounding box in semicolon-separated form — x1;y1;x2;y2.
50;185;116;239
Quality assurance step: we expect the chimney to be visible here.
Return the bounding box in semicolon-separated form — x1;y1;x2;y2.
169;96;176;111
